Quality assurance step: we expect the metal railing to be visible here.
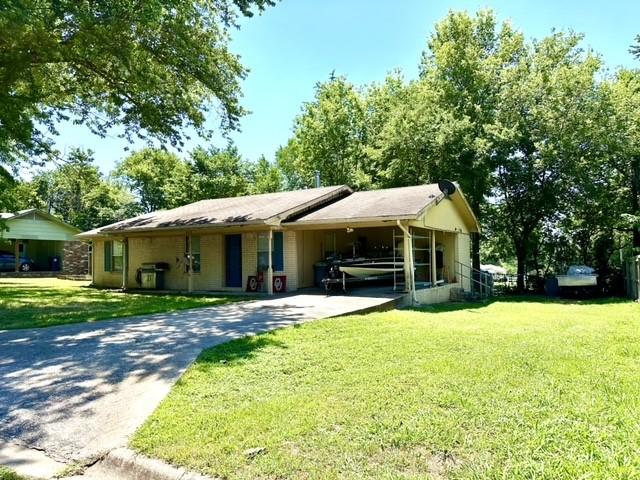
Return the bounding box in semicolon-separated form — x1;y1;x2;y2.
454;260;493;299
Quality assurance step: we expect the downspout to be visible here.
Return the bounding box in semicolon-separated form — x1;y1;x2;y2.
397;221;417;304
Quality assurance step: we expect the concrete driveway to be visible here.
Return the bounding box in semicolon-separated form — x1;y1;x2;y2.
0;292;399;470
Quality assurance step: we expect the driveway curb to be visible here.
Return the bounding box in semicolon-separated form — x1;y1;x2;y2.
89;448;212;480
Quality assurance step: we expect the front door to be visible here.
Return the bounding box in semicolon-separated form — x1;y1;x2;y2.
225;234;242;287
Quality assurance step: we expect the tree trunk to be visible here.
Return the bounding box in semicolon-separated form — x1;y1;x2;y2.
516;250;526;292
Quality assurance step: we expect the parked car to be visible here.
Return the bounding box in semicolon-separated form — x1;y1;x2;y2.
0;250;36;272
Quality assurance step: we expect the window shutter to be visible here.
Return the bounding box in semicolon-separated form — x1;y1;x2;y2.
273;232;284;271
104;241;112;272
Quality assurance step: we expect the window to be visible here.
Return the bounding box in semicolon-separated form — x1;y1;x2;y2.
104;240;123;272
257;232;283;272
185;236;201;273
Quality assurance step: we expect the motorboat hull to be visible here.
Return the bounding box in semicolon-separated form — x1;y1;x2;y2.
339;259;403;278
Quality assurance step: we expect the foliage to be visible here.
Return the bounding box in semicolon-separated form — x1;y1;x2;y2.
250;155;283;194
187;145;252;201
277;75;368;188
13;148;139;230
0;466;27;480
132;299;640;479
115;148;191;212
630;35;640;60
0;277;240;330
277;10;640;285
487;32;602;288
0;0;275;170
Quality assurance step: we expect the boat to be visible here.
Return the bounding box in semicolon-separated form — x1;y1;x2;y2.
338;257;403;278
556;265;598;288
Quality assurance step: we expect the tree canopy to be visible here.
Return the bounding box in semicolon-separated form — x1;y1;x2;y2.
0;0;275;170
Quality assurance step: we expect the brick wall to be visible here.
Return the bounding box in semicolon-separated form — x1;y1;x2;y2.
63;241;89;275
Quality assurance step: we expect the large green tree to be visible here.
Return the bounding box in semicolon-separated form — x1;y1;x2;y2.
277;75;368;188
187;145;252;200
487;32;602;289
419;10;525;271
13;148;139;230
0;0;275;170
115;148;191;212
606;70;640;251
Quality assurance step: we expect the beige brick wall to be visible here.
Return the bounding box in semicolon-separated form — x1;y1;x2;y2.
92;229;300;293
283;230;298;291
126;235;187;290
456;233;471;291
93;239;124;288
242;232;258;292
240;231;298;293
193;234;224;291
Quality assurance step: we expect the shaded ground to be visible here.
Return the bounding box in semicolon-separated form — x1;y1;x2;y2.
0;292;396;465
132;298;640;480
0;278;237;330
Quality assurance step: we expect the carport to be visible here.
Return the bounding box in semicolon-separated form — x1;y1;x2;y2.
284;184;479;302
0;209;84;273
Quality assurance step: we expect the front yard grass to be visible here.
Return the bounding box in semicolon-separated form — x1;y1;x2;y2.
0;278;240;330
132;298;640;480
0;466;28;480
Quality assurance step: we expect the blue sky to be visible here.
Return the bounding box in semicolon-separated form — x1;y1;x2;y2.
52;0;640;175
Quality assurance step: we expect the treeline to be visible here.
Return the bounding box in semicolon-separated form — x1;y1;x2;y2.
7;146;283;231
6;10;640;289
274;11;640;289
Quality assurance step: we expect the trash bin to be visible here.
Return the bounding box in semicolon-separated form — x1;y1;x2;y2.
50;256;61;272
313;262;328;288
154;262;170;290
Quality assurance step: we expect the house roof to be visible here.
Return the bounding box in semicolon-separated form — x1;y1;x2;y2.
0;208;81;240
1;209;36;220
0;208;80;231
77;185;352;238
289;184;444;224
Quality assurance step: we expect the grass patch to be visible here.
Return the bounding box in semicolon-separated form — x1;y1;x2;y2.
0;278;241;330
0;466;29;480
132;298;640;479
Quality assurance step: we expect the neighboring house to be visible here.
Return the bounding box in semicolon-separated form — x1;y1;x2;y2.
77;184;480;303
0;209;88;274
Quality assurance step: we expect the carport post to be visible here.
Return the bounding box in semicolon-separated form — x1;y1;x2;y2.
267;229;274;295
14;239;19;272
397;221;416;304
431;230;437;287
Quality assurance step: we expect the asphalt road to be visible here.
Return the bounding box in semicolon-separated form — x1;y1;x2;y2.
0;292;397;464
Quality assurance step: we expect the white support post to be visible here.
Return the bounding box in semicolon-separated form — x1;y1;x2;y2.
397;221;417;304
187;233;193;293
267;229;274;295
403;231;411;294
431;230;437;287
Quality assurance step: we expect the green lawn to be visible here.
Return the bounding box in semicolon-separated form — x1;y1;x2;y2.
0;278;240;330
132;298;640;480
0;466;27;480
